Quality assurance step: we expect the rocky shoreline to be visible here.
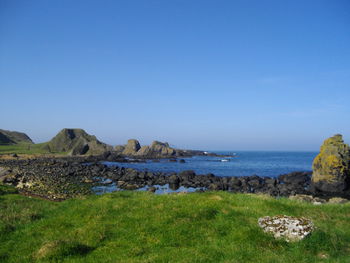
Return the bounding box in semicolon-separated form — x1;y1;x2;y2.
2;129;349;202
0;155;337;201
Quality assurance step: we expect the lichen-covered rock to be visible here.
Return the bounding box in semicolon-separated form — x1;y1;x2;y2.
311;134;350;193
122;139;141;155
258;215;314;242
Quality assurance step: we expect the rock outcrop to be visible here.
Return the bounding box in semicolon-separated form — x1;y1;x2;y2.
46;128;112;155
311;134;350;195
117;139;177;158
135;141;176;157
0;129;33;145
122;139;141;155
114;145;125;153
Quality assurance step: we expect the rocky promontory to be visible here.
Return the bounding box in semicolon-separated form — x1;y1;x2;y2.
0;127;232;159
114;139;226;158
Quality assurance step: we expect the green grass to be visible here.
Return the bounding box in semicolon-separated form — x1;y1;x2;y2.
0;143;65;155
0;185;350;263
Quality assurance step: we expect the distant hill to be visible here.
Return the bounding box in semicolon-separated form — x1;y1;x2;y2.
0;129;33;145
45;128;112;155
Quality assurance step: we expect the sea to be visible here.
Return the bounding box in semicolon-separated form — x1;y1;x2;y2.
104;151;318;178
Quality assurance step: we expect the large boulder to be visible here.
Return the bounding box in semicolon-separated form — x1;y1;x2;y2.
150;141;176;156
311;134;350;194
46;128;112;155
122;139;141;155
0;129;33;145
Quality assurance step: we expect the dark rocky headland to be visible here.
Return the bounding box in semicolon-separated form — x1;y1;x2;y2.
0;129;349;202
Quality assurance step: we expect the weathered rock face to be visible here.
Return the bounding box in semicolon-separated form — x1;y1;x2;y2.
0;129;33;145
150;141;176;156
46;128;112;155
118;139;177;158
135;145;150;156
135;141;176;157
311;134;350;194
258;215;314;242
114;145;125;153
122;139;141;155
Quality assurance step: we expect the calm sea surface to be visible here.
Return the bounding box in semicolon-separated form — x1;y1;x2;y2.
104;151;318;178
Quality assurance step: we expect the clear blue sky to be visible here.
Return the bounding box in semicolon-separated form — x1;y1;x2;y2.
1;0;349;150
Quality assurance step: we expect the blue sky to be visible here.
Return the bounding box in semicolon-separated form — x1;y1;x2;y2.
1;0;349;150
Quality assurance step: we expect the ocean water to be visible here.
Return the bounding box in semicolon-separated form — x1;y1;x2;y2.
104;151;318;178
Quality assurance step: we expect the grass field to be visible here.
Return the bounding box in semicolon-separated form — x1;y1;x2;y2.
0;143;65;155
0;185;350;263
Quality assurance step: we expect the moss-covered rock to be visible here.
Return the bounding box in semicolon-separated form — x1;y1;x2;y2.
311;134;350;193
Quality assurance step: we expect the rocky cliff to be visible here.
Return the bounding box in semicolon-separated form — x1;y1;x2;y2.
0;129;33;145
46;128;112;155
311;134;350;195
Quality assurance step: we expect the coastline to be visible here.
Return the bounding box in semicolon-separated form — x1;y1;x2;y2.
0;155;320;201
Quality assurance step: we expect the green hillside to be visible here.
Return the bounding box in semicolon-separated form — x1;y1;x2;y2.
0;129;33;145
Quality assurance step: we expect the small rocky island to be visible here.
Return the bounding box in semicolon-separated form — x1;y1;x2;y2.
0;129;349;202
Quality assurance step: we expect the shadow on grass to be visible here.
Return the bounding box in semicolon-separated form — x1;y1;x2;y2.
36;241;95;261
0;185;18;196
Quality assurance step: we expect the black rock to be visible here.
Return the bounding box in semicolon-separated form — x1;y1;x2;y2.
278;171;311;185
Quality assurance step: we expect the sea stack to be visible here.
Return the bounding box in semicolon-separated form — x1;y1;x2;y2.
311;134;350;195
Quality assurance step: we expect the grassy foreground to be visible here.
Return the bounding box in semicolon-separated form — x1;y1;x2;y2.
0;143;66;155
0;185;350;263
